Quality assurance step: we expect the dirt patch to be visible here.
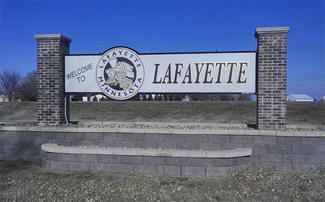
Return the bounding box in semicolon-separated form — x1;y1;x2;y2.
0;161;325;201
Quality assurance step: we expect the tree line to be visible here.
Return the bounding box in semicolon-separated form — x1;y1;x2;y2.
136;93;251;101
0;70;37;102
78;93;251;102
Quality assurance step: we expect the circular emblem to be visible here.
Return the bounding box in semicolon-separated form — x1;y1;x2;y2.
96;47;144;100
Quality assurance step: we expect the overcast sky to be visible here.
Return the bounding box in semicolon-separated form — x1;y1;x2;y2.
0;0;324;99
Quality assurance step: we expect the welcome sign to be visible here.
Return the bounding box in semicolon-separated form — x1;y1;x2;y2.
65;47;256;100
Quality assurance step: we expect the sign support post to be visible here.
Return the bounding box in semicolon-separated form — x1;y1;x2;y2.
255;27;289;130
35;34;71;126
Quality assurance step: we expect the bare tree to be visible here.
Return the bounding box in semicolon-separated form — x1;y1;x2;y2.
0;70;21;101
16;70;37;101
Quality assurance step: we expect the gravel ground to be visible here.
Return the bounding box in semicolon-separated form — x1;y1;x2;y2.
1;121;324;132
1;161;325;201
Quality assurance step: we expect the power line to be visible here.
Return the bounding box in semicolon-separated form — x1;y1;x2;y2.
0;32;253;46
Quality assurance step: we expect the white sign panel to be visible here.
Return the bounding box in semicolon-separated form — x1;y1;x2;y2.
65;55;100;92
65;47;256;100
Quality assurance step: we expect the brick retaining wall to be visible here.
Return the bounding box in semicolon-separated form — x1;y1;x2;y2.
1;129;324;172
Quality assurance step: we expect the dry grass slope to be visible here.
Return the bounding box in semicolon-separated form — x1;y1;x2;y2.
0;161;325;201
0;101;324;125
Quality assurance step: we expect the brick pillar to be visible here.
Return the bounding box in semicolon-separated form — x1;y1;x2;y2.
255;27;289;130
35;34;71;126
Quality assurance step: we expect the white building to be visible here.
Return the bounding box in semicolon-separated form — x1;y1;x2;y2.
182;94;192;102
287;94;314;102
90;94;107;101
82;96;88;102
0;95;9;102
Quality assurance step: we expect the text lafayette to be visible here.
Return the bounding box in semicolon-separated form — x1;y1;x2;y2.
152;62;249;84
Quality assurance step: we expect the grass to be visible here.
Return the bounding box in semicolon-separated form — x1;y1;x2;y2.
1;161;325;201
71;101;257;123
0;101;324;125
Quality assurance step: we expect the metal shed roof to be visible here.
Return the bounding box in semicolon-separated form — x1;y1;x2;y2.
287;94;313;99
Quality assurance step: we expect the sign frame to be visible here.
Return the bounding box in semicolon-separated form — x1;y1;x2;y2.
64;46;257;100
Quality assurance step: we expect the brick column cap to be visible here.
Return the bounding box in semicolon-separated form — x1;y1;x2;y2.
255;27;289;37
34;34;72;43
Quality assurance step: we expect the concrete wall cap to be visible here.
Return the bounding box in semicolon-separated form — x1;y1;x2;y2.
41;143;252;158
34;34;72;42
255;27;289;35
1;126;325;137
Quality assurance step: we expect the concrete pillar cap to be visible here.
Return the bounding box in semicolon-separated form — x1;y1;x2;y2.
34;34;72;42
255;27;289;37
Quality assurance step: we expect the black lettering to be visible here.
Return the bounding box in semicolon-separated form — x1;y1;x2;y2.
173;63;183;84
129;88;134;93
98;76;104;82
215;63;225;83
102;59;107;64
237;62;248;83
66;74;72;80
182;64;192;84
88;63;93;69
204;63;213;83
162;64;172;84
81;75;85;81
195;63;204;83
227;63;237;83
